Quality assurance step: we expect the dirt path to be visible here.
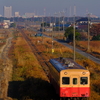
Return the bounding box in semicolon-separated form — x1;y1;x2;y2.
0;34;13;99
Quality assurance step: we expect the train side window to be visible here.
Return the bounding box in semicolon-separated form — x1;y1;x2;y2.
62;77;70;84
73;78;77;84
80;77;88;85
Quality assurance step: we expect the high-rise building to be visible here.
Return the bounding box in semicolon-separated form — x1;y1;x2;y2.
15;12;20;17
4;6;12;18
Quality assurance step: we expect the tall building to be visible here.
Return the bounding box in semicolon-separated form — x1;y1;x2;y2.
15;12;20;17
4;6;12;18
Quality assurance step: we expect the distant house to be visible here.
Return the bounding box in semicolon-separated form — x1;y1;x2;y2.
1;20;11;29
76;17;90;31
76;17;89;25
45;27;53;32
3;22;9;28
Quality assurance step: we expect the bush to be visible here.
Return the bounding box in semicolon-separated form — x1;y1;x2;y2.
92;35;100;40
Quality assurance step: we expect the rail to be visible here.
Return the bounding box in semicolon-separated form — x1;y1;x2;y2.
20;29;88;100
20;29;51;77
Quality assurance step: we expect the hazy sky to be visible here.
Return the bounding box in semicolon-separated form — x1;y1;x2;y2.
1;0;100;17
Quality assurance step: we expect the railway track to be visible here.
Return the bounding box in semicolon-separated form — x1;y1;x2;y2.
20;29;51;78
20;29;88;100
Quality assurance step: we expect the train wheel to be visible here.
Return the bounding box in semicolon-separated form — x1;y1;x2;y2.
80;97;88;100
76;98;80;100
80;97;83;100
86;98;89;100
59;97;67;100
73;98;77;100
68;97;71;100
63;97;66;100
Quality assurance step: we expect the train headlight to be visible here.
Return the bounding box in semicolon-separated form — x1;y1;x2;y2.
64;72;67;75
82;72;86;75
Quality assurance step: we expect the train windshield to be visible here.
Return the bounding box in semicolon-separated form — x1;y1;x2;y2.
80;77;88;85
62;77;70;84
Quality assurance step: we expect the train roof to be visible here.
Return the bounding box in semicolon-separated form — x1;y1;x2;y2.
49;57;85;72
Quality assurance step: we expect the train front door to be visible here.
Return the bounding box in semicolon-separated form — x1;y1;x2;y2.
71;75;79;97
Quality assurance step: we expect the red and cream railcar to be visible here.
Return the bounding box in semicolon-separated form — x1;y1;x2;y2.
49;57;90;98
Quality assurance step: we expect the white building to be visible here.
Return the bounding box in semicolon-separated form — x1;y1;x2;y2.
90;14;98;18
4;6;12;18
24;13;34;18
3;23;9;28
3;20;11;28
15;12;20;17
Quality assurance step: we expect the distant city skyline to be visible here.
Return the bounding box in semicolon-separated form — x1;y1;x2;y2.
0;0;100;17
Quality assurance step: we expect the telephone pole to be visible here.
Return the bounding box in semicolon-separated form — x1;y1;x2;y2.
73;15;75;61
42;15;44;43
87;13;90;52
59;11;61;33
73;6;76;61
61;10;65;33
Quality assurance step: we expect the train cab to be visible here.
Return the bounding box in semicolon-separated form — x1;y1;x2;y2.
60;69;90;97
49;57;90;98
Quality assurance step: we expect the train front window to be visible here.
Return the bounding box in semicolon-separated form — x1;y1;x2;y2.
62;77;70;84
73;78;77;84
80;77;88;85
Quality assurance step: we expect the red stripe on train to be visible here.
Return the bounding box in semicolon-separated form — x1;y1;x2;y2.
60;87;90;97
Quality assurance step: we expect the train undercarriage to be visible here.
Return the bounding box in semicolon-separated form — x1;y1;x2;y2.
59;97;88;100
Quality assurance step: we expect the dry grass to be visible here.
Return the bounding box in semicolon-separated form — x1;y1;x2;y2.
77;41;100;54
44;31;65;39
9;29;100;100
8;30;58;99
13;36;48;80
28;31;100;100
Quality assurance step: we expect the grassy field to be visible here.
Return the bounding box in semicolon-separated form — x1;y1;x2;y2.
8;31;56;100
76;41;100;58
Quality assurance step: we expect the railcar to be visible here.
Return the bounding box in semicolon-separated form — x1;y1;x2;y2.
49;57;90;99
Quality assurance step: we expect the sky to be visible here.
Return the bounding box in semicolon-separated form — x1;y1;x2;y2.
0;0;100;17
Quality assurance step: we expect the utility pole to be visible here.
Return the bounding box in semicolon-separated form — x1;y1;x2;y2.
73;6;76;61
42;15;44;43
87;13;90;52
51;13;54;54
73;15;75;61
52;28;54;54
42;15;44;31
58;12;61;39
69;6;72;22
54;12;57;32
44;8;46;28
49;13;52;37
54;12;57;38
62;10;65;33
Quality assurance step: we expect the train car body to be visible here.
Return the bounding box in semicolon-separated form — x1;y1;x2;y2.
49;57;90;98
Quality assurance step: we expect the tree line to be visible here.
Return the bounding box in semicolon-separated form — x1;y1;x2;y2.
64;24;100;41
